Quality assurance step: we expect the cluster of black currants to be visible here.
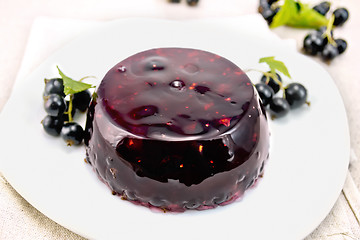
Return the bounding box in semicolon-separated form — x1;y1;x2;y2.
42;78;91;145
303;2;349;61
255;73;308;119
258;0;280;25
167;0;199;6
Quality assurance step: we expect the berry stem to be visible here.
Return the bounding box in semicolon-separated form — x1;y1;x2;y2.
67;94;74;122
244;68;284;89
78;76;97;83
324;14;336;46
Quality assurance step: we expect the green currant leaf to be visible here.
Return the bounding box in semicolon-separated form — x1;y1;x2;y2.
270;0;329;29
287;2;329;28
270;0;298;28
259;56;291;78
57;66;94;95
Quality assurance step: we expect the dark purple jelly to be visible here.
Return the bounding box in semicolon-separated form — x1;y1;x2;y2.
84;48;270;211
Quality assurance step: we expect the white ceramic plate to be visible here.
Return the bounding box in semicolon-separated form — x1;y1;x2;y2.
0;19;350;240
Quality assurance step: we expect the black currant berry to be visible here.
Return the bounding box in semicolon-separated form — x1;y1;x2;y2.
260;72;282;94
255;83;274;106
186;0;198;6
333;8;349;26
261;7;279;24
44;94;67;117
268;97;290;119
44;78;65;97
285;83;308;109
267;0;278;5
61;122;84;145
258;0;270;12
313;2;330;16
335;39;347;54
73;90;91;112
168;0;181;3
41;115;64;136
303;32;328;55
321;44;339;61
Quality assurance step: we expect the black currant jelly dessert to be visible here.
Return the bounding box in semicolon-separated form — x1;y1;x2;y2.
84;48;270;211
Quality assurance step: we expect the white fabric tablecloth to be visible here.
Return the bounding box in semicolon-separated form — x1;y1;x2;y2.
1;1;360;239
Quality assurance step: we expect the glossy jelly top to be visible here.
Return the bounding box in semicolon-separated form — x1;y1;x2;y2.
97;48;254;140
85;48;270;210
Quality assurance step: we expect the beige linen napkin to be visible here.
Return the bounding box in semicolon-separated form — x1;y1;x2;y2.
0;16;359;240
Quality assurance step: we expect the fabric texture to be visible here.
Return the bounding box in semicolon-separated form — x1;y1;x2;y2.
0;15;359;240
